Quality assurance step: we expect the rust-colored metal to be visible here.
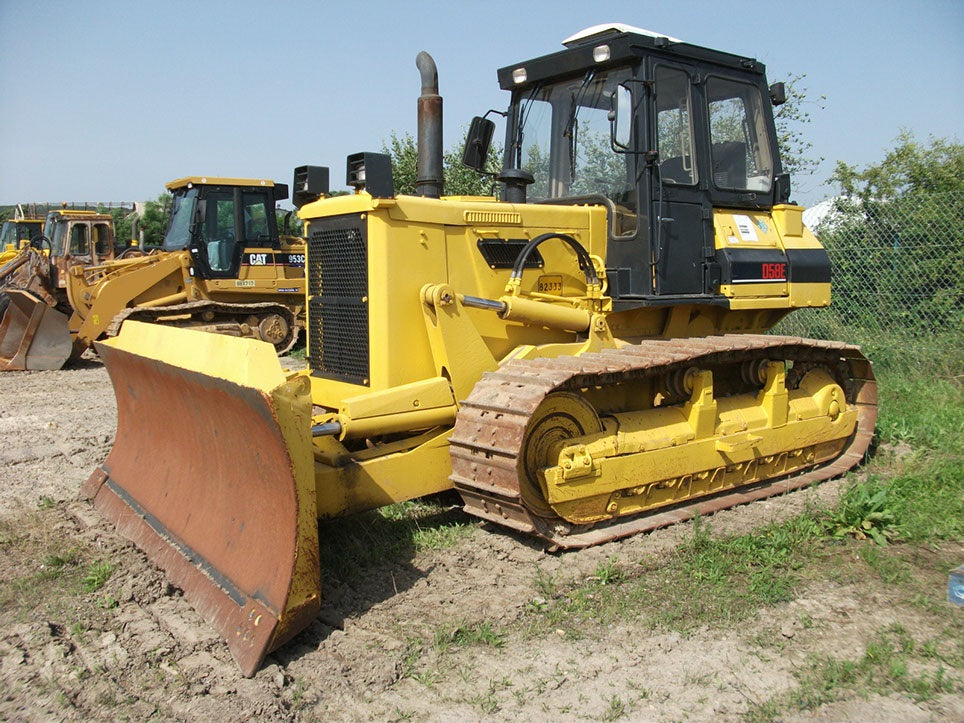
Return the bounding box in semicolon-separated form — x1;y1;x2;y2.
81;339;320;676
0;289;71;370
450;334;878;548
0;248;60;307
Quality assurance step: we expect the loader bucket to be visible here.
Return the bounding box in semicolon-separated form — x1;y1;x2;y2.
81;322;320;676
0;289;71;371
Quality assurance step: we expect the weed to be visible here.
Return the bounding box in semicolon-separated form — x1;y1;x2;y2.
533;564;558;598
411;669;438;687
857;544;910;583
37;495;55;509
39;550;79;580
600;694;626;721
592;556;622;586
82;560;114;592
434;621;505;650
399;637;424;679
319;493;474;582
99;594;119;610
468;688;499;715
826;478;898;545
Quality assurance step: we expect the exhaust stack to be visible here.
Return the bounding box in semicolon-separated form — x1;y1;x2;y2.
415;51;443;198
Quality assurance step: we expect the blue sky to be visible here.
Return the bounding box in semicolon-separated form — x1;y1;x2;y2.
1;0;961;207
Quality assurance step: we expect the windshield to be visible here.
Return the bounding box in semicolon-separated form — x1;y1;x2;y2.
50;220;68;255
509;66;637;214
0;222;14;246
163;188;198;251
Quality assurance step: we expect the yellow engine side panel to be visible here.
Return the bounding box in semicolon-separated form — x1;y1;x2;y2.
714;205;830;309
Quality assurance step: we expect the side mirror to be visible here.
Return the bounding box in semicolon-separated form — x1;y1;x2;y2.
611;84;633;150
194;199;207;233
774;172;791;203
769;82;787;106
462;116;495;171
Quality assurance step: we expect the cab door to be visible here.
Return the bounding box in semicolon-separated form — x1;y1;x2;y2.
234;188;288;289
648;61;712;296
54;221;94;289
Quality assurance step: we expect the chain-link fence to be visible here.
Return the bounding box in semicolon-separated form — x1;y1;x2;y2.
772;191;963;349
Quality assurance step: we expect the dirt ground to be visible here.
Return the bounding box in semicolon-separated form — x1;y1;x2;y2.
1;357;961;721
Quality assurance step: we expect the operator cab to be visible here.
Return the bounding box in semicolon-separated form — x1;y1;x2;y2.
0;218;44;250
465;23;789;303
161;177;290;279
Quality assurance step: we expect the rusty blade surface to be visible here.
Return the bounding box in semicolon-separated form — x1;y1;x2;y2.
0;289;71;371
82;326;319;676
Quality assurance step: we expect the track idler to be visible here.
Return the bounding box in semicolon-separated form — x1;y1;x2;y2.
81;322;320;675
0;289;71;371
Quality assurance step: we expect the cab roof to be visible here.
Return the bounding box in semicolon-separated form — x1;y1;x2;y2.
165;177;277;191
498;24;764;91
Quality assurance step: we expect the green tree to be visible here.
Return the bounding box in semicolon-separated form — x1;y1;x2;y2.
818;132;963;335
139;192;172;247
773;73;825;178
831;131;963;199
382;130;501;197
102;206;136;246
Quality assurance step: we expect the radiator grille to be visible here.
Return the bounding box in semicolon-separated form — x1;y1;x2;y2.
307;215;369;385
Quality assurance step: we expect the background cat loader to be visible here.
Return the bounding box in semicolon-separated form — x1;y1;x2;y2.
0;178;306;370
83;25;877;676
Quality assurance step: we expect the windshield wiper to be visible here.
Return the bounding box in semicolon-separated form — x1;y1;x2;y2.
513;84;542;167
565;70;596;181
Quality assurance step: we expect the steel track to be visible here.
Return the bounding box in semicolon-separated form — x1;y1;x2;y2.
449;334;877;549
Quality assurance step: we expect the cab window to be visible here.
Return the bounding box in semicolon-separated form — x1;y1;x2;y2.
241;191;272;244
93;223;112;257
204;191;237;272
69;224;90;255
655;66;698;186
707;77;773;192
50;221;68;255
511;66;637;235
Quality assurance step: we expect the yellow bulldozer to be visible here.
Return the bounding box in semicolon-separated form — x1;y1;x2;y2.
0;177;307;370
0;211;45;262
82;25;877;676
0;208;128;369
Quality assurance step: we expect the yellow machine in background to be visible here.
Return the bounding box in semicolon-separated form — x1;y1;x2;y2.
0;208;125;370
84;26;876;676
0;177;307;370
66;176;307;358
0;213;44;262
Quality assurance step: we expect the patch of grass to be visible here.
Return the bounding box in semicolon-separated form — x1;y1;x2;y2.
82;560;114;592
873;352;963;455
747;623;962;720
433;621;506;652
527;513;819;636
39;550;80;580
318;493;476;582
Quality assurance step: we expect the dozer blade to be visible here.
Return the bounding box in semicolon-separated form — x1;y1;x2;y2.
0;289;71;371
81;321;320;676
